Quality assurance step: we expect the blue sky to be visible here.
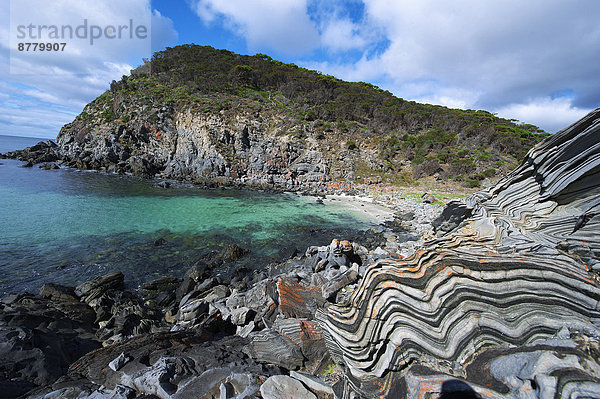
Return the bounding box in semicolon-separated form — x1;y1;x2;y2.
1;0;599;138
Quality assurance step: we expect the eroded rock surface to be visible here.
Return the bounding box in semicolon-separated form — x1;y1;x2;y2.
4;234;374;398
317;109;600;397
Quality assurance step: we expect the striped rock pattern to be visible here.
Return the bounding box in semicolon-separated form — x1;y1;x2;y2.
317;109;600;397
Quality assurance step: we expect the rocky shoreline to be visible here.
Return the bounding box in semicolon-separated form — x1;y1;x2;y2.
1;146;445;398
0;206;438;398
2;106;599;398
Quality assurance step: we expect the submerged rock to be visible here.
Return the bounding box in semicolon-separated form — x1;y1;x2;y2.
39;163;60;170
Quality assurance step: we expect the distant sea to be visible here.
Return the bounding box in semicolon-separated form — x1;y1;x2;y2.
0;134;376;296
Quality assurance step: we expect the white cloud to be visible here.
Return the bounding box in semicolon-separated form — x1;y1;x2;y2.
302;0;600;131
191;0;319;54
495;97;593;134
320;18;367;52
152;9;178;53
0;0;178;138
9;0;153;74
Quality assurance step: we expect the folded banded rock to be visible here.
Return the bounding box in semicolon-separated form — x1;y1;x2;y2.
277;277;325;319
273;318;328;368
243;329;304;370
317;108;600;398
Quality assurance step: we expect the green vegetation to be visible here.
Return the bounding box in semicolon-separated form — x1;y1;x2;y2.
346;139;358;150
81;44;549;185
323;364;337;375
464;178;481;188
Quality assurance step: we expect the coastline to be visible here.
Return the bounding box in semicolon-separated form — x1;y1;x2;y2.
322;194;396;224
0;145;451;399
0;141;482;399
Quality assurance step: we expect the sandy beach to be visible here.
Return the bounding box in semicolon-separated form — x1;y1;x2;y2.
322;194;397;224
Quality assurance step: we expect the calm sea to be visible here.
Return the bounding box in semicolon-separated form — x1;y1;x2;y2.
0;134;375;296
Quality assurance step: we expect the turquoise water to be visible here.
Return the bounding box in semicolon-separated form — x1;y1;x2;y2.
0;135;376;295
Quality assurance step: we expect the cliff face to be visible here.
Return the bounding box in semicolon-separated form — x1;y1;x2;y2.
58;107;333;190
54;45;547;190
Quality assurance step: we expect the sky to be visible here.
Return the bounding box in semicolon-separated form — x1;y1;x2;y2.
1;0;599;139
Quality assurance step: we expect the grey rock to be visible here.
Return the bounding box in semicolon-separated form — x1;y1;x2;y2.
220;382;235;399
109;353;132;372
243;330;303;370
259;375;316;399
87;384;136;399
123;356;197;398
290;371;334;395
39;163;60;170
39;283;78;302
272;318;328;366
223;373;260;399
236;321;255;338
173;367;230;399
141;276;181;296
244;280;277;321
421;193;435;204
177;298;209;323
230;307;255;326
431;200;471;235
75;272;125;298
202;285;230;303
175;263;210;303
321;269;358;300
225;290;246;310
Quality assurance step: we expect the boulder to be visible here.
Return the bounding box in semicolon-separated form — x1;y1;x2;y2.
273;318;327;367
260;375;317;399
108;353;132;372
175;263;210;303
290;370;334;396
39;283;78;302
154;237;167;246
321;268;358;301
75;272;125;299
140;276;181;300
39;163;60;170
276;277;325;319
243;330;303;370
244;280;278;323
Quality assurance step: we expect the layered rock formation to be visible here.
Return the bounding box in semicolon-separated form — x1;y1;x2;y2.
317;108;600;397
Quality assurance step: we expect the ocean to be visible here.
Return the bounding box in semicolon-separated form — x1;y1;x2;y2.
0;134;377;296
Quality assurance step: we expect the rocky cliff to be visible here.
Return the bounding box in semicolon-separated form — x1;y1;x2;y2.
317;108;600;397
49;45;547;191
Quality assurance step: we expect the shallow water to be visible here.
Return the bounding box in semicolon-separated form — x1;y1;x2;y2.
0;135;377;295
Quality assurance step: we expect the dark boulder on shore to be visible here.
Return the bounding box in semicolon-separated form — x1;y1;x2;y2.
1;140;59;166
0;292;99;398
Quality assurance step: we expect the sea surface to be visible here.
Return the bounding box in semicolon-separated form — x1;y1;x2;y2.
0;134;377;296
